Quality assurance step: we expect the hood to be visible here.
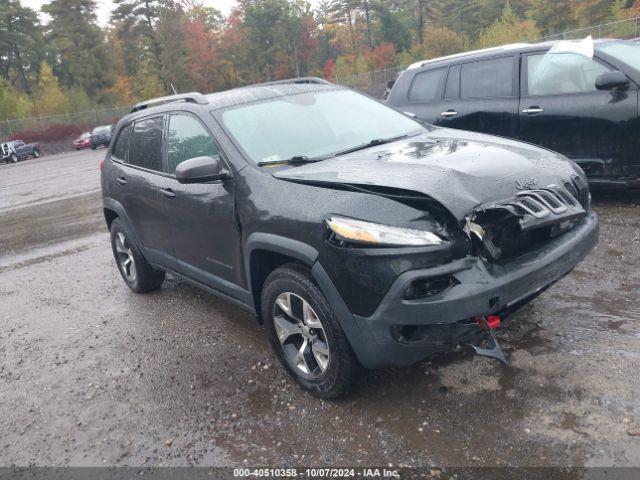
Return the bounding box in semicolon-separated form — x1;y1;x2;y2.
273;128;580;221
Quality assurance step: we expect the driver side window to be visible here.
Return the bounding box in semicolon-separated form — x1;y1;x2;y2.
167;114;220;174
526;53;610;96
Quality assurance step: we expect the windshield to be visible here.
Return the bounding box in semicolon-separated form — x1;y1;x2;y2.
220;89;422;164
597;41;640;72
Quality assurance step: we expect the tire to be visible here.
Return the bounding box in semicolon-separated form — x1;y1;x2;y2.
10;153;18;163
110;218;165;293
32;148;40;158
261;264;361;398
91;145;97;150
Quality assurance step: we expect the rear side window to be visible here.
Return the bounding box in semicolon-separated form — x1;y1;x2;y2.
167;114;220;174
128;116;163;171
112;124;132;160
461;57;513;98
408;68;446;102
444;65;461;99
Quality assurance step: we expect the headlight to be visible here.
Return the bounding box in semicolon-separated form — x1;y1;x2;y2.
326;216;443;247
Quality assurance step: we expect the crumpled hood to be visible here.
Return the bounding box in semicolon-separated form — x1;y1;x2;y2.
273;128;580;221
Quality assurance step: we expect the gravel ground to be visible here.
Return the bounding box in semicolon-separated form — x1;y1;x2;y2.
0;151;639;468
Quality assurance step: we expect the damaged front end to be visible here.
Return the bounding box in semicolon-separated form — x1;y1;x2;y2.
464;183;587;262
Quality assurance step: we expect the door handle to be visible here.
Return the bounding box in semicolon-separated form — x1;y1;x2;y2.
160;187;176;199
522;107;544;114
116;176;127;186
440;110;458;117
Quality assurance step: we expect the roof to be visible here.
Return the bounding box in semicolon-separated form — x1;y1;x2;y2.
205;81;339;110
406;38;618;70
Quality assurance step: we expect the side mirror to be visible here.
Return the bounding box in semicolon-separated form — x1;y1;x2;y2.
403;111;418;119
175;155;230;184
596;71;629;91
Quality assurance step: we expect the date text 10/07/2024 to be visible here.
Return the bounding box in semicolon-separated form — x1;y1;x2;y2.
233;468;400;478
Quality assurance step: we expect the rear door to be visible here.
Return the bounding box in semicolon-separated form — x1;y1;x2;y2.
518;50;638;177
435;55;520;138
113;115;177;269
160;112;243;296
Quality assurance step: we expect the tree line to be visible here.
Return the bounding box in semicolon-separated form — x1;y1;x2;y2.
1;0;639;121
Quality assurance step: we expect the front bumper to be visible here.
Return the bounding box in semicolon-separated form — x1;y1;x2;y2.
345;211;599;368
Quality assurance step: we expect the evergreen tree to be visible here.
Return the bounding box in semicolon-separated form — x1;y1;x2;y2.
0;0;43;94
42;0;113;96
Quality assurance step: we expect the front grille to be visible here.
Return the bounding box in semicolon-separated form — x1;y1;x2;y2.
467;184;587;262
510;185;583;220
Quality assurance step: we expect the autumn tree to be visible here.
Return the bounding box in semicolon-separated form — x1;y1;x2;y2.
0;77;32;120
34;62;68;115
184;18;219;92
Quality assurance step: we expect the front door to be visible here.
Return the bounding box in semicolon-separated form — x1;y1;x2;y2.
518;51;639;178
160;112;243;297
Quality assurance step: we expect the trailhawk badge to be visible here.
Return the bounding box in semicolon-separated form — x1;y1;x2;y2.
515;177;538;190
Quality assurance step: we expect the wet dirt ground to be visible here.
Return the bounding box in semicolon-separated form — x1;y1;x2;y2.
1;151;639;469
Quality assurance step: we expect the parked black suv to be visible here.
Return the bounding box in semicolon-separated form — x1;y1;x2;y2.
101;79;598;398
387;39;640;188
90;125;113;150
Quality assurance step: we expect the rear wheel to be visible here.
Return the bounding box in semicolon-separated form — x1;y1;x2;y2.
32;148;40;158
91;144;97;150
261;265;361;398
110;218;165;293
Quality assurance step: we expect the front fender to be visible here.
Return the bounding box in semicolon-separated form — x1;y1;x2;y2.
244;232;378;368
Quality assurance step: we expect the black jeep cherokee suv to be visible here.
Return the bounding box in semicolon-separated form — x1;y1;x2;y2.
101;78;599;398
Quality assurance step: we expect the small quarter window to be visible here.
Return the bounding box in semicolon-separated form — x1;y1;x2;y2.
408;68;446;102
444;65;460;99
112;124;132;160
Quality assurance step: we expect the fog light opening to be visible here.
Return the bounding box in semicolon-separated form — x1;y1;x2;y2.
404;275;459;300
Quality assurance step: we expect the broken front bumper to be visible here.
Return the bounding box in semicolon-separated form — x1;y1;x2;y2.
348;211;599;368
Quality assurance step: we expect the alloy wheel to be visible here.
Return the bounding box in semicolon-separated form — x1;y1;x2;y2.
114;231;137;283
273;292;330;377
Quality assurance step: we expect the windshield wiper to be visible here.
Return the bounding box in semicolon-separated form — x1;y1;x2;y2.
333;133;410;157
257;155;327;167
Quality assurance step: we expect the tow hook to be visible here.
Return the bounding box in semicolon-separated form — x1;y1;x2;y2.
467;315;508;365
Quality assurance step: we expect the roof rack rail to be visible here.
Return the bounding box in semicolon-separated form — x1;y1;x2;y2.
252;77;332;88
130;92;209;113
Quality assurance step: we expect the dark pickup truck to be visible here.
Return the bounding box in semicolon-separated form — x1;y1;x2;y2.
1;140;40;163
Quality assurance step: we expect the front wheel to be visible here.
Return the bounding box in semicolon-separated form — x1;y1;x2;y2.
261;265;361;398
10;153;18;163
110;218;165;293
32;148;40;158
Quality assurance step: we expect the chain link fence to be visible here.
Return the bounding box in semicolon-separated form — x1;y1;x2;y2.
333;65;406;98
0;106;131;138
